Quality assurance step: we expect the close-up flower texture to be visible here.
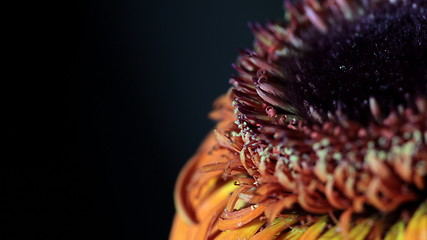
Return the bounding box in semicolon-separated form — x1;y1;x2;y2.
170;0;427;239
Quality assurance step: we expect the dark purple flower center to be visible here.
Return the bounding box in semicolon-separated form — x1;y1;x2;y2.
282;1;427;124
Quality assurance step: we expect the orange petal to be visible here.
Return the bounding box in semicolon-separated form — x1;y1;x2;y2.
325;175;351;210
169;214;198;240
218;204;267;230
404;201;427;240
298;184;331;214
174;148;202;224
249;183;281;203
195;198;229;240
214;129;242;153
275;159;296;191
189;173;220;207
174;132;236;224
214;218;266;240
240;148;257;175
208;91;235;122
200;162;228;172
196;181;239;221
264;195;298;223
338;207;353;238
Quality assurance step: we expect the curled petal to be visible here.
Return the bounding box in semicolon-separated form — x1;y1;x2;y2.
218;204;266;230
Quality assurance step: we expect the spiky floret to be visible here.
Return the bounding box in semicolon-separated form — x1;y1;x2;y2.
171;0;427;239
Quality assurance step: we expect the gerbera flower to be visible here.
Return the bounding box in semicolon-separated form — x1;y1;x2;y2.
170;0;427;239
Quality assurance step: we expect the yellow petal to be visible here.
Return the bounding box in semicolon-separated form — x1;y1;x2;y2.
299;216;329;240
250;215;299;240
276;226;308;240
318;226;340;240
384;221;405;240
347;218;375;240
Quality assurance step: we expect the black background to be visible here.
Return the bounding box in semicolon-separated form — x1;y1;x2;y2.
5;1;281;239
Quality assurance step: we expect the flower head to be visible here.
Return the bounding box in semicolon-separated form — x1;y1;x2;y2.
171;0;427;239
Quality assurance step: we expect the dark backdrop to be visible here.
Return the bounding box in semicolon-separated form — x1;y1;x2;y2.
5;1;281;239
